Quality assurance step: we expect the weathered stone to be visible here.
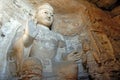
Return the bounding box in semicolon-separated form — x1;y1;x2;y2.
55;61;78;80
113;15;120;25
8;3;80;80
111;6;120;16
21;57;42;80
87;0;117;9
0;0;120;80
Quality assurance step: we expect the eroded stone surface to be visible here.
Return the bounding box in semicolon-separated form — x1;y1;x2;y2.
0;0;120;80
87;0;117;9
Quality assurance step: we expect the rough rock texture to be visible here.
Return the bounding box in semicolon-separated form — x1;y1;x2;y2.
87;0;117;9
55;62;78;80
0;0;120;80
111;6;120;16
31;0;120;80
21;57;42;80
111;6;120;26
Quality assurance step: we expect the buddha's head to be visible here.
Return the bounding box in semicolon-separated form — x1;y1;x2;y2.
35;3;54;28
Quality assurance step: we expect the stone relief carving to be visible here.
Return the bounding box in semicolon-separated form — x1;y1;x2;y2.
90;30;116;63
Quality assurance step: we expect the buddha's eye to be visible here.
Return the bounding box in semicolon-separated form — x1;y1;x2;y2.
51;13;54;16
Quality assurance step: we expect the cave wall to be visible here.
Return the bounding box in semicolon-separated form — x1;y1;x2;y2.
0;0;34;78
45;0;120;80
0;0;120;80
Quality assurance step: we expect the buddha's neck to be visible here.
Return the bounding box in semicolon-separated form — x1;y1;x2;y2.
37;24;50;30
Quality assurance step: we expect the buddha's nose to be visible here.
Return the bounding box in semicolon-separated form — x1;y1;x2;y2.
48;16;51;20
48;17;51;19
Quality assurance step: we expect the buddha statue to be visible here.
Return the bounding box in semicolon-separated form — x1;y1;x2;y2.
8;3;81;80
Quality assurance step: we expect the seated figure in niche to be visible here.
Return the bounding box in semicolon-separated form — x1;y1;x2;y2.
9;3;81;80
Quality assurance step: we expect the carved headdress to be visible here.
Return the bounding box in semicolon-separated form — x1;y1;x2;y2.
38;3;54;11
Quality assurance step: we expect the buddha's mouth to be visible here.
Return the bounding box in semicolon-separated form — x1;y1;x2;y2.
46;17;52;21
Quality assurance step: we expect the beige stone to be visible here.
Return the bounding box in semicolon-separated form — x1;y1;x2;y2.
35;3;54;27
21;57;42;80
10;3;79;79
55;61;78;80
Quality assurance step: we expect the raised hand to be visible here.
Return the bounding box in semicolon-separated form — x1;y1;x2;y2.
25;19;38;38
66;51;82;61
22;19;38;47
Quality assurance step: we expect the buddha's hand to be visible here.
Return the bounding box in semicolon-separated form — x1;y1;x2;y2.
25;19;38;38
66;51;81;61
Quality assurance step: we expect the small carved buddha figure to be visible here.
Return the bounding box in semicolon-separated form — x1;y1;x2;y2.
9;3;81;80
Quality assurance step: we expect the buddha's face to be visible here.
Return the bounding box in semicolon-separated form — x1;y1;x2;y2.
36;8;54;27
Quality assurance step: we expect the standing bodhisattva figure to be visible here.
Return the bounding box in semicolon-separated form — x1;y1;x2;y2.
8;3;81;80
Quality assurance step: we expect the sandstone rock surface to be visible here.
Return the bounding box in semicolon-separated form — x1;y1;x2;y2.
0;0;120;80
